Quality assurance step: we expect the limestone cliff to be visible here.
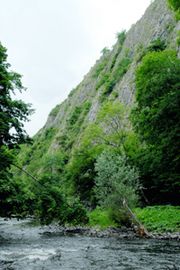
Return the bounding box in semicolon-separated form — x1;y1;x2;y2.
15;0;179;178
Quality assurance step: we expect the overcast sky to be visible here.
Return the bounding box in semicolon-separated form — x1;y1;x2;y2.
0;0;151;136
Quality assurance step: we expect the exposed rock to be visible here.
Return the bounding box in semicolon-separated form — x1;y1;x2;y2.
14;0;180;202
37;0;179;155
41;225;180;241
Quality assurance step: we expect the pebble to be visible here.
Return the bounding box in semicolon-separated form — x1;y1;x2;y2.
42;225;180;241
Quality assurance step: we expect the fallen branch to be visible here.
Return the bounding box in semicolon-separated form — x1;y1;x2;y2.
123;199;149;237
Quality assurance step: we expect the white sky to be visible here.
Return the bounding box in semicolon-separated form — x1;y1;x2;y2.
0;0;151;136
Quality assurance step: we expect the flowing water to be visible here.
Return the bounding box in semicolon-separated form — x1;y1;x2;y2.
0;218;179;270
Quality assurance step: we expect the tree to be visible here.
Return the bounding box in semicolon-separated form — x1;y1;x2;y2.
0;42;33;215
131;50;180;204
95;100;130;152
95;150;139;225
0;43;32;149
66;101;136;208
66;101;132;207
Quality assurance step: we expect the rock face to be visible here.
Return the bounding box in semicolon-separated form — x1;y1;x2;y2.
43;0;177;131
15;0;179;176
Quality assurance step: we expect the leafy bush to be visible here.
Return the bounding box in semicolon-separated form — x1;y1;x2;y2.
93;53;110;78
146;38;166;52
113;57;131;80
35;176;88;225
95;151;139;225
66;198;89;225
116;30;126;45
68;106;82;126
135;39;166;63
95;73;110;90
88;207;117;228
0;42;33;216
167;0;180;20
66;142;100;207
96;56;131;99
131;50;180;204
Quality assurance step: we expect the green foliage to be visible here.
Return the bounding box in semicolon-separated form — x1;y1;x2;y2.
63;101;91;150
34;175;88;225
96;101;130;151
135;206;180;232
19;127;57;171
88;207;117;228
65;127;103;206
68;86;78;98
96;56;131;99
135;39;166;63
95;150;139;225
176;30;180;46
134;43;145;62
68;106;82;125
167;0;180;20
0;42;33;216
49;104;61;117
101;47;110;55
95;73;110;91
93;53;110;78
11;101;92;220
102;57;131;96
65;100;130;207
0;43;33;150
66;198;89;225
146;38;166;52
112;57;131;81
131;50;180;204
41;151;67;175
93;31;130;99
116;30;126;45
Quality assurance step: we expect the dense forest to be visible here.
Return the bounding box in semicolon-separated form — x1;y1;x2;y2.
0;0;180;231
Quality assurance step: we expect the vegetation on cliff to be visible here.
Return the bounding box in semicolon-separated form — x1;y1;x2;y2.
168;0;180;20
0;0;179;229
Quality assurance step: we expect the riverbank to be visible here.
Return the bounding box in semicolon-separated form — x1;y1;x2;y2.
1;218;180;270
40;225;180;241
88;205;180;235
1;205;180;241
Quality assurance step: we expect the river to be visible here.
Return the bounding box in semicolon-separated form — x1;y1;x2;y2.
0;218;179;270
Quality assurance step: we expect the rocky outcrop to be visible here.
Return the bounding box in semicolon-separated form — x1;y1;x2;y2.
42;0;178;138
15;0;179;179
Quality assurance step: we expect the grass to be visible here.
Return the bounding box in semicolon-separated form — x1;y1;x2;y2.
88;206;180;232
134;205;180;232
88;208;117;229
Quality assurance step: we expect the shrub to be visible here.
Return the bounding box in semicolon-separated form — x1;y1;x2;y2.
35;176;88;225
131;50;180;204
116;30;126;45
88;207;117;228
95;151;139;225
146;38;166;52
167;0;180;20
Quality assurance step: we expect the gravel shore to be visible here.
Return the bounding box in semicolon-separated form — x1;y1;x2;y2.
41;225;180;241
